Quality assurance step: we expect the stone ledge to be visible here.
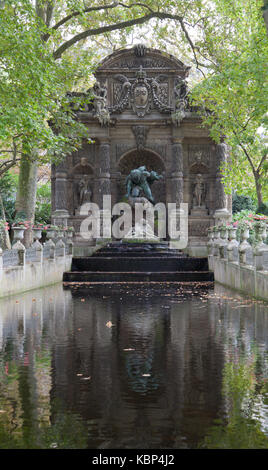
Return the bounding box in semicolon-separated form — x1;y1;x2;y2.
208;256;268;301
0;256;72;298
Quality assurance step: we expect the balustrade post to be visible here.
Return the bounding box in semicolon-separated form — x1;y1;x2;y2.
219;226;228;259
55;229;66;257
12;240;26;266
253;223;268;271
44;229;56;259
238;227;251;265
213;226;221;257
227;226;239;262
32;228;43;263
207;228;214;256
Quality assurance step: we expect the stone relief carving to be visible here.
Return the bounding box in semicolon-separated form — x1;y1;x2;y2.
148;143;167;158
154;75;169;105
71;157;93;175
107;58;178;69
188;146;211;170
109;66;172;116
189;220;211;237
131;67;151;117
92;80;110;126
171;77;189;126
116;143;133;160
133;44;146;57
132;126;149;152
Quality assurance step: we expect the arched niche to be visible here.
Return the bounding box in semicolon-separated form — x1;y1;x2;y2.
189;162;209;213
117;149;166;203
69;157;94;215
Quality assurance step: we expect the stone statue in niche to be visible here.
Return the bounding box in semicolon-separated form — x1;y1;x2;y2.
77;177;92;206
191;174;208;215
126;166;163;205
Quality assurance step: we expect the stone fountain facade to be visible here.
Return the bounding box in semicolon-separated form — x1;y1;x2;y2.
51;45;231;256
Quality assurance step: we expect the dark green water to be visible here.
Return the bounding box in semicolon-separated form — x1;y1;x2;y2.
0;282;267;449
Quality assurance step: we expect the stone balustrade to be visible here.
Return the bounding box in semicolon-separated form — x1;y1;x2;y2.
208;222;268;300
0;230;74;298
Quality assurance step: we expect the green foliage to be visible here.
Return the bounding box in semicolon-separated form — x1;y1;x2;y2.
190;0;268;205
232;193;256;214
257;202;268;215
0;171;17;222
34;182;51;225
0;1;92;174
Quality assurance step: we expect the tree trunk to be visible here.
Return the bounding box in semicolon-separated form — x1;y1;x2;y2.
0;192;11;249
15;155;38;247
255;172;263;208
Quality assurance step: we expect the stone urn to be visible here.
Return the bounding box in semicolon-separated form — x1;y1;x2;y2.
57;229;64;239
213;226;221;256
238;225;251;264
12;226;26;243
32;228;43;241
207;228;214;255
254;222;266;246
46;228;56;240
228;226;238;241
67;230;74;239
241;226;250;242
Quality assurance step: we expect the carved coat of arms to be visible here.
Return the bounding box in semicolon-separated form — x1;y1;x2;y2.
110;66;172;117
131;67;151;116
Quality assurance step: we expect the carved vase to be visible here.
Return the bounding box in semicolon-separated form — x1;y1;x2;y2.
46;229;56;240
12;227;26;243
32;228;42;241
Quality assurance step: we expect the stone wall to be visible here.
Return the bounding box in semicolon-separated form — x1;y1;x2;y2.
0;235;73;298
207;223;268;301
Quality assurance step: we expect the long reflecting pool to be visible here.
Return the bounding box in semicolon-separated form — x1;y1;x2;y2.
0;282;268;449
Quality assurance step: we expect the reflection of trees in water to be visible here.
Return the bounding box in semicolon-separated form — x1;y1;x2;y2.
200;348;268;449
0;284;268;449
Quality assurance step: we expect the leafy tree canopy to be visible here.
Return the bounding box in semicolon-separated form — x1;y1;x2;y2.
0;0;267;205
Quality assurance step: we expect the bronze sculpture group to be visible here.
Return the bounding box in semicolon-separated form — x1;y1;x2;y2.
125;166;163;205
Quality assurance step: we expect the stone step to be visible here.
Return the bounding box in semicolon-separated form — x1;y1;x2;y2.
93;251;186;257
71;257;209;272
63;271;214;283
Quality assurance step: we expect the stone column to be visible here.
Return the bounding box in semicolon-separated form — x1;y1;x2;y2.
214;142;230;223
95;141;111;208
95;141;112;240
52;166;70;228
170;139;184;207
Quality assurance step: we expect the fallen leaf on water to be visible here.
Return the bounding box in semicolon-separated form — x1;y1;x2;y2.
106;321;114;328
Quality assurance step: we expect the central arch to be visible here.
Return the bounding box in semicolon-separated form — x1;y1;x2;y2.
117;148;166;204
